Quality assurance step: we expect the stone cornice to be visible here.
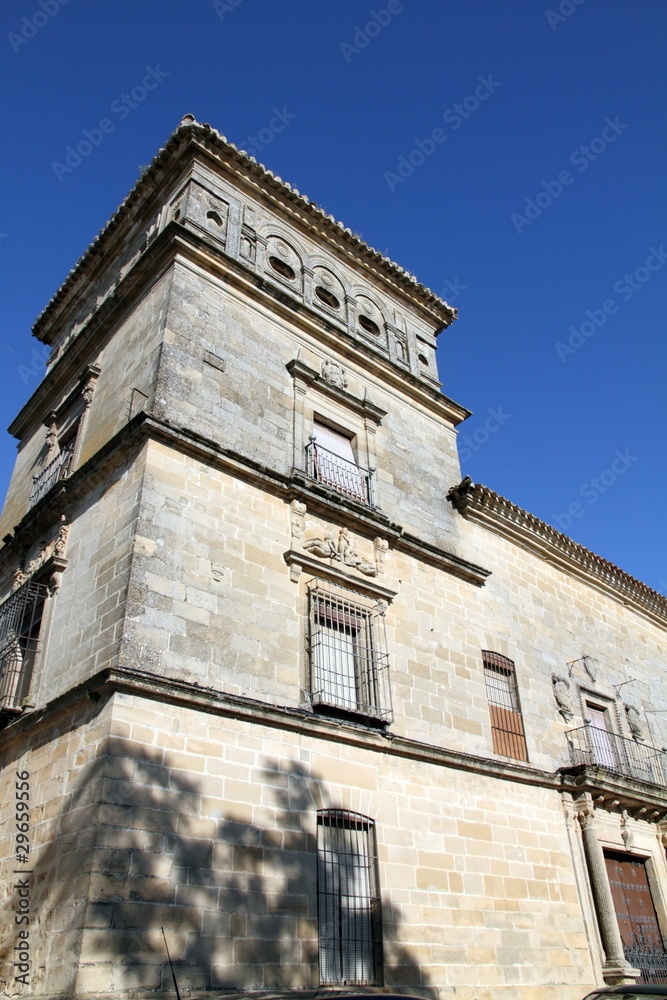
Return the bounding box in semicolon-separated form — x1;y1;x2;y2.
447;479;667;629
32;118;456;343
15;222;470;444
0;414;490;591
560;764;667;818
0;666;562;795
3;672;667;816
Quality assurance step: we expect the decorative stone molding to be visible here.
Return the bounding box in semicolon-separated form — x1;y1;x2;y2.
447;478;667;629
302;525;379;578
374;537;388;573
321;359;347;390
11;515;70;595
286;357;387;424
282;548;397;601
552;674;575;722
624;703;645;741
289;499;307;541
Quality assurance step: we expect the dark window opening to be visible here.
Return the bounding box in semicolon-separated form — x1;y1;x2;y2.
268;255;296;281
358;315;380;337
0;581;48;713
315;286;341;310
308;582;391;723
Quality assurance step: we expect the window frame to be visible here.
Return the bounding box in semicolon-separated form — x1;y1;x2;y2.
308;580;392;724
309;419;374;506
482;650;528;761
0;580;49;713
317;808;383;987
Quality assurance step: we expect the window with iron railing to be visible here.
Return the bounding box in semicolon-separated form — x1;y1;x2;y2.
306;422;375;506
317;809;383;986
482;650;528;761
29;441;75;509
566;723;667;787
308;581;392;723
0;580;48;712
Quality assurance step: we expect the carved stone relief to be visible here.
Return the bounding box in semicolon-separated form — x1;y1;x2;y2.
12;514;70;593
303;525;379;578
624;703;645;741
320;359;347;390
552;673;575;722
292;503;388;580
290;500;307;541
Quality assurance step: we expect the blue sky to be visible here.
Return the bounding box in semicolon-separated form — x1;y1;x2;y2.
1;0;665;591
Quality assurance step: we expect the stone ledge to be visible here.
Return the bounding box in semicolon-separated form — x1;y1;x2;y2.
1;414;490;593
0;666;564;795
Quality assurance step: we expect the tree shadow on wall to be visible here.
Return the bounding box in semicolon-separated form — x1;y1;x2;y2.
1;711;434;997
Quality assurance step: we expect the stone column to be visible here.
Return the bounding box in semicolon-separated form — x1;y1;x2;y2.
577;796;640;985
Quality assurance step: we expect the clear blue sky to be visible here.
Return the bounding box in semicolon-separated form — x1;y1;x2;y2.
1;0;665;591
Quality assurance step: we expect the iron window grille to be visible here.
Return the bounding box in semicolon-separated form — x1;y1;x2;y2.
317;809;383;986
482;650;528;761
29;441;75;509
306;436;376;507
0;580;48;712
308;581;392;723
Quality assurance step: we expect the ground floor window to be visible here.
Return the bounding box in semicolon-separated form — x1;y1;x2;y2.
317;809;383;985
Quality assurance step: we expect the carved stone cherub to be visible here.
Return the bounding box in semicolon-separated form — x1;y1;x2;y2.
303;529;338;559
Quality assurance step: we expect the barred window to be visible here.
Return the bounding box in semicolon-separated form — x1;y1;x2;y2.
308;581;392;723
317;809;383;986
0;580;48;712
482;650;528;761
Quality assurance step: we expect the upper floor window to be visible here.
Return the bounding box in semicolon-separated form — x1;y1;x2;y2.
308;580;391;723
317;809;383;986
0;580;48;713
27;365;99;511
307;421;375;506
29;421;78;509
482;650;528;761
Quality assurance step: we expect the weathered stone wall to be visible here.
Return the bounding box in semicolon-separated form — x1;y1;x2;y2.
118;436;666;776
0;695;112;998
0;274;170;545
0;689;603;999
153;261;464;551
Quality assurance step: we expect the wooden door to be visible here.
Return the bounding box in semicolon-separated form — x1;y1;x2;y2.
604;851;662;949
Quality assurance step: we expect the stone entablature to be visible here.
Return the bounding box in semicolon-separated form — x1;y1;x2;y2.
31;118;454;381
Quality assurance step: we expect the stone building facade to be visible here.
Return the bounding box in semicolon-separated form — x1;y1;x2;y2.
0;115;666;1000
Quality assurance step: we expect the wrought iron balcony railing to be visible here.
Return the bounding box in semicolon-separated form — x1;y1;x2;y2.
305;438;375;507
28;444;74;509
566;723;667;787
